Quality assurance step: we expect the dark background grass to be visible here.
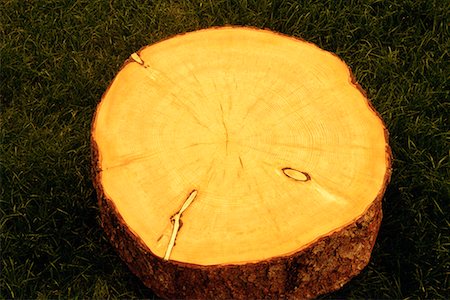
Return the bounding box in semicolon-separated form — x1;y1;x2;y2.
1;0;448;298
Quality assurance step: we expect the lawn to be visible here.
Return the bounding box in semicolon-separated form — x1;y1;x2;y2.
1;0;448;298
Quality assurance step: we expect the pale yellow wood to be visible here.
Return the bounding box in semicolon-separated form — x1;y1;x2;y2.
92;27;389;265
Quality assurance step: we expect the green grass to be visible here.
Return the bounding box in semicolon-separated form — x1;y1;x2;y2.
1;0;448;298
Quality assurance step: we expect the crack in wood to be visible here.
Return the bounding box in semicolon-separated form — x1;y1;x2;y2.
130;52;159;80
219;103;229;154
163;189;198;260
130;52;144;65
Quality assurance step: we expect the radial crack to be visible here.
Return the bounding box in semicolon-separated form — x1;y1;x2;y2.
219;104;229;154
163;190;198;260
130;52;144;65
130;52;159;80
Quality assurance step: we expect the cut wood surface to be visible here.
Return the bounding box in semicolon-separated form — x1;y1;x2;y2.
91;27;392;299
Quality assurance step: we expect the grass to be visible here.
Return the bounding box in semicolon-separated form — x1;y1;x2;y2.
1;0;448;298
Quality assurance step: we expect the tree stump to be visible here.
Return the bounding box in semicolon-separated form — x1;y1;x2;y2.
91;27;392;299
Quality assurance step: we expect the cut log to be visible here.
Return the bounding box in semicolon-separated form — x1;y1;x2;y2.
91;27;392;299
